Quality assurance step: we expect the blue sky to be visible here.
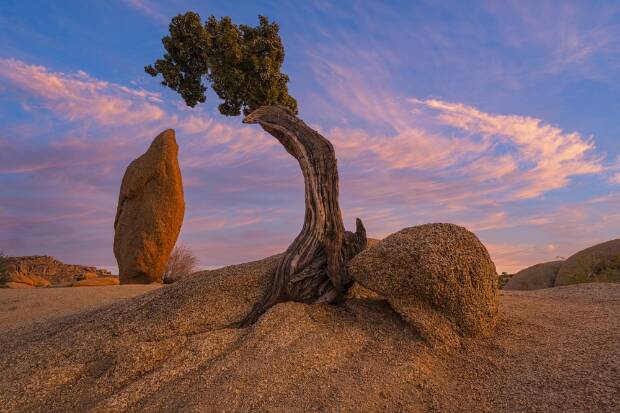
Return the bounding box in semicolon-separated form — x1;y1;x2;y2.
1;0;619;273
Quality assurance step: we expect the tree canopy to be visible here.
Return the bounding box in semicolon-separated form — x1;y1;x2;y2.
145;12;298;116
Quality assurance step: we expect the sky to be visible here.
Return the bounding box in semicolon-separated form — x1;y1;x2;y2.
1;0;619;274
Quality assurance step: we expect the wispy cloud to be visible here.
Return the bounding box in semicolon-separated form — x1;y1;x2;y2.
121;0;169;24
312;59;607;207
0;56;617;274
307;53;617;272
0;58;164;125
486;192;620;273
0;58;277;171
413;98;603;199
0;58;281;268
484;0;620;76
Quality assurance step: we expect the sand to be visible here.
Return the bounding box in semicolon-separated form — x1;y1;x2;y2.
0;284;160;328
440;284;619;412
0;257;617;413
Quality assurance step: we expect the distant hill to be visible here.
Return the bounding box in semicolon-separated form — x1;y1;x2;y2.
554;239;620;286
0;255;115;288
503;239;620;290
504;260;563;290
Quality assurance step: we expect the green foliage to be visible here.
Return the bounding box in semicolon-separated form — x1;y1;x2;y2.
498;271;511;289
145;12;298;116
0;252;8;284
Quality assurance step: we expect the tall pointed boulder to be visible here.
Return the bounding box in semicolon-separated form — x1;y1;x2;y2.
114;129;185;284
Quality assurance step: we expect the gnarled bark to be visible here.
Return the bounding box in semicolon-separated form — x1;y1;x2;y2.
240;105;367;325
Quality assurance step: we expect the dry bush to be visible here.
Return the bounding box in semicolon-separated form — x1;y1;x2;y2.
163;244;198;284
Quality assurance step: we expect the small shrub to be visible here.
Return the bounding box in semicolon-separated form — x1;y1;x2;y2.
498;271;511;289
163;244;198;284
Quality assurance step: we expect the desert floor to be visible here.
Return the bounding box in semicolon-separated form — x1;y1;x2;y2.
0;269;617;412
0;284;160;328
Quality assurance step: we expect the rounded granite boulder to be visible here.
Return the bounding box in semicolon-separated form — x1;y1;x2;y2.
504;261;563;290
348;223;498;346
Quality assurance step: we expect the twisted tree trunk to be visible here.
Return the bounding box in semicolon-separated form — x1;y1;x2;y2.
240;105;367;325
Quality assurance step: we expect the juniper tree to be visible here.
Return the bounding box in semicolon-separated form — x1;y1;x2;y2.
146;12;367;324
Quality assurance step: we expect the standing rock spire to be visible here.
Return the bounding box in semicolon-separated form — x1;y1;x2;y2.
114;129;185;284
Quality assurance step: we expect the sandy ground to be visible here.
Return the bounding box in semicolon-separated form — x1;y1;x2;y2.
0;285;160;328
0;258;617;413
440;284;620;412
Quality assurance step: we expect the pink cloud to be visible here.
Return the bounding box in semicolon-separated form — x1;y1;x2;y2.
309;56;411;131
328;126;488;171
182;207;289;233
0;58;165;125
1;57;617;275
0;58;302;270
310;60;607;211
175;114;280;168
0;58;286;174
321;97;603;217
411;98;604;199
485;242;549;274
307;57;619;274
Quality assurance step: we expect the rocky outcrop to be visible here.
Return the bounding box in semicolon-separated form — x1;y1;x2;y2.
114;129;185;284
348;223;498;346
504;260;563;290
78;272;98;280
554;239;620;286
0;255;112;288
3;273;51;288
2;282;35;289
